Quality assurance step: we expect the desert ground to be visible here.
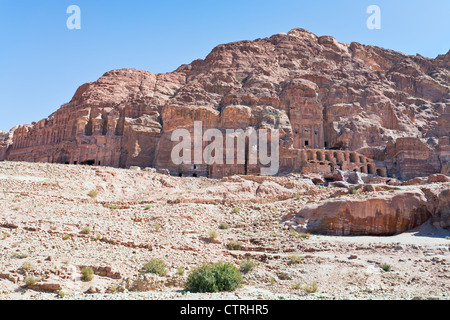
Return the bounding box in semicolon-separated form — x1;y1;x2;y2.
0;161;449;300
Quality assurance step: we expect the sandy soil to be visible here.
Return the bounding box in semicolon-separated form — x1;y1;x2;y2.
0;161;449;300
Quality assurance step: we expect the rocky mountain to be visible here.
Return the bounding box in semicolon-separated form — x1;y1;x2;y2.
1;28;449;180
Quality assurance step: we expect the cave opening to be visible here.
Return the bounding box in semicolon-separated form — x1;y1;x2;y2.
81;160;95;166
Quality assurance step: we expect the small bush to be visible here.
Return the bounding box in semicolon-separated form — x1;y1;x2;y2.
208;230;218;241
219;222;229;230
382;263;392;272
12;252;28;259
289;254;303;265
295;195;301;200
154;224;161;232
177;267;185;276
57;290;66;298
81;226;91;235
142;258;167;276
227;240;243;251
304;281;319;294
298;233;311;239
63;234;71;240
144;205;151;210
24;277;38;287
292;282;302;290
109;205;118;210
239;258;256;274
232;207;240;214
289;229;311;239
81;267;95;282
88;189;99;198
21;261;34;272
185;262;242;293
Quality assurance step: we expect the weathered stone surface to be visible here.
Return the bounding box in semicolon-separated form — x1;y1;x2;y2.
282;191;433;236
119;274;183;292
29;282;62;292
1;28;449;180
347;172;365;185
421;186;450;228
428;174;450;183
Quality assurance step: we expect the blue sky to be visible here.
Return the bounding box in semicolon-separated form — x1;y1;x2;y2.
0;0;449;131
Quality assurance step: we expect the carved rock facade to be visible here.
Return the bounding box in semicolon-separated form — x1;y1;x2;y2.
1;29;449;179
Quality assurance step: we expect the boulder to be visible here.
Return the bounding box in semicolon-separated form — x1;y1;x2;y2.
282;191;432;236
346;172;364;185
330;181;350;189
428;174;450;183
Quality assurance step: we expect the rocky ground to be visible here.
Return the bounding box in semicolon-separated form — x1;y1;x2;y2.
0;161;449;300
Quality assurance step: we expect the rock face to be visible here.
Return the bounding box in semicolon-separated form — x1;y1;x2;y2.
282;191;433;236
1;28;449;179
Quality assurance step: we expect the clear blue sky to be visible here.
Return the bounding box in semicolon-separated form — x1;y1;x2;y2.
0;0;449;131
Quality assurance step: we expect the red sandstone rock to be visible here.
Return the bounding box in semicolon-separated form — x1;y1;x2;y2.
282;191;434;236
1;28;449;180
428;174;450;183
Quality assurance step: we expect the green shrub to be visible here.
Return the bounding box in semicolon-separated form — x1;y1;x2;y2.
304;281;319;293
177;267;185;276
81;226;91;235
109;205;118;210
12;252;28;259
63;234;71;240
239;258;256;274
227;240;243;251
219;222;229;230
292;282;302;290
185;262;242;293
88;189;99;198
208;230;218;241
144;205;151;210
232;207;240;214
109;285;118;293
57;290;66;298
154;224;161;232
141;258;167;277
382;263;392;272
289;229;311;239
289;254;302;264
21;261;34;272
24;277;38;287
81;267;95;282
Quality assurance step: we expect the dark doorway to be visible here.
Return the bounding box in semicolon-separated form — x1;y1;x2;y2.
81;160;95;166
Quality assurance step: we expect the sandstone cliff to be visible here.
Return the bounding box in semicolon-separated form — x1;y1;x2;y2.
1;28;449;179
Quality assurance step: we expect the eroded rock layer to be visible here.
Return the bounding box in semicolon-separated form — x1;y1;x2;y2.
1;28;449;179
